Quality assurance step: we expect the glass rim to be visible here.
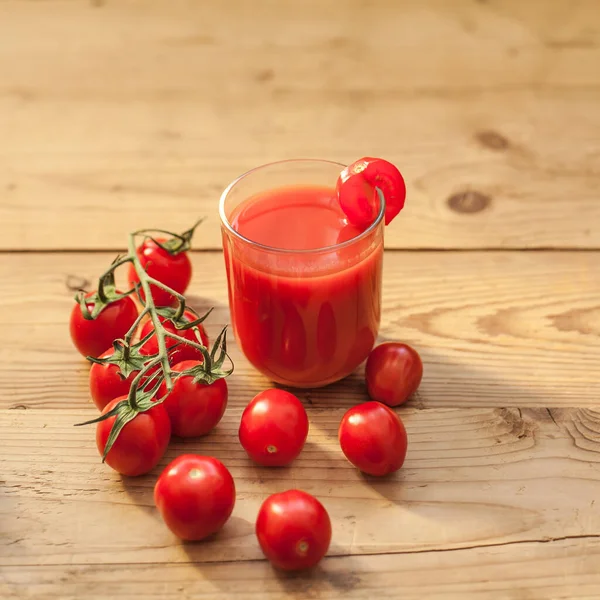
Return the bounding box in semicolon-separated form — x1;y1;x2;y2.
218;158;386;255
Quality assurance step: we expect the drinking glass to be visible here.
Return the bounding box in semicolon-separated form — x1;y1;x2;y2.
220;159;384;388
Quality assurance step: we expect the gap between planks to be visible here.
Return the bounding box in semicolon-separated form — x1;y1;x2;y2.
4;534;600;569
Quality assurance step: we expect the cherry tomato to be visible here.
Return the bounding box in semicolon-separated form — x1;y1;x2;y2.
338;401;407;476
89;348;139;411
336;157;406;227
96;396;171;476
154;454;236;541
128;238;192;307
239;389;308;467
256;490;331;571
140;310;208;365
157;360;228;437
365;342;423;407
69;292;138;358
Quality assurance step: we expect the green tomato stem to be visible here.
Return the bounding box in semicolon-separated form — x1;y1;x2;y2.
124;307;149;345
127;356;161;411
127;233;173;392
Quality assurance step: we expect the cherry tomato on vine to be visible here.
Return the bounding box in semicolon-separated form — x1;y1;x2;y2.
128;238;192;307
140;310;209;365
239;389;308;467
157;360;228;437
365;342;423;407
89;348;139;411
338;401;407;476
96;396;171;476
256;490;331;571
154;454;236;541
69;292;138;359
336;157;406;227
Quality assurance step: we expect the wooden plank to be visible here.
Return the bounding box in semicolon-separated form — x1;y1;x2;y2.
1;406;599;569
2;539;600;600
1;0;600;250
0;251;598;409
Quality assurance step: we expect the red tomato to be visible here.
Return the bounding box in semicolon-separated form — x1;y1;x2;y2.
336;157;406;227
96;396;171;476
154;454;236;541
256;490;331;571
239;389;308;467
338;401;407;476
69;292;138;358
365;342;423;407
157;360;228;437
128;238;192;307
89;348;138;411
140;310;208;365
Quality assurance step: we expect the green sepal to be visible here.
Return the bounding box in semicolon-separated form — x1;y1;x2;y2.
99;403;138;461
86;338;150;380
135;218;204;257
159;218;204;254
178;326;234;386
155;306;213;331
74;398;127;427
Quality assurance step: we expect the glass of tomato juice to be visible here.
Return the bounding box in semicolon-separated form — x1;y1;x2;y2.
220;159;384;388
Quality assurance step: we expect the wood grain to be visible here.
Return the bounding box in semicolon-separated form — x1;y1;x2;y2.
0;252;598;410
1;0;600;250
2;407;599;568
2;543;600;600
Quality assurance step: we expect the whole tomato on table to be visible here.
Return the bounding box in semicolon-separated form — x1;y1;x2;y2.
154;454;236;541
256;489;331;571
338;401;408;476
239;389;309;467
365;342;423;407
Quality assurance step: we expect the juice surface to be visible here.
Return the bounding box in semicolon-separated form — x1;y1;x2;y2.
224;185;383;387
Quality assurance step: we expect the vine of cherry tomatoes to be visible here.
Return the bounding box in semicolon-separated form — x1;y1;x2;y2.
70;157;422;572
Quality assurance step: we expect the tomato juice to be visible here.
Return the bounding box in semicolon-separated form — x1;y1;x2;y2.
220;160;384;388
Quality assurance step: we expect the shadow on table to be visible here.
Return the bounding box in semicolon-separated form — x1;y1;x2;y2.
272;554;364;596
118;469;163;521
347;338;548;510
301;329;551;409
177;551;364;597
181;515;255;552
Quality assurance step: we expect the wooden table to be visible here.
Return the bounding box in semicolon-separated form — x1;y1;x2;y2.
2;1;600;598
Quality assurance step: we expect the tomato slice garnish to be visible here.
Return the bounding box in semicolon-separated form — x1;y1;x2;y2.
336;157;406;227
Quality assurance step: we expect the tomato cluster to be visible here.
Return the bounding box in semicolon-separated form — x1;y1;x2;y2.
70;230;226;475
